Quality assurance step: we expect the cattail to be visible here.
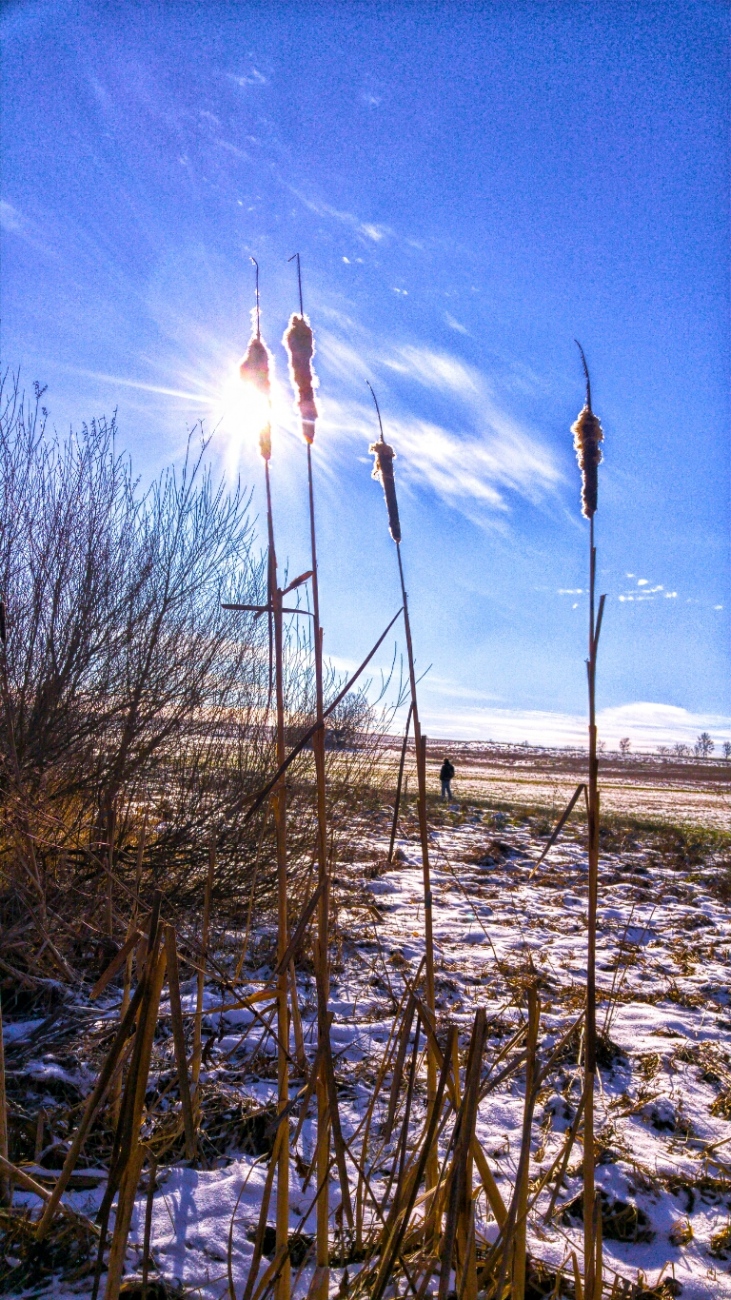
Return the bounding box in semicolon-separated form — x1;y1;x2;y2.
239;328;272;461
283;313;318;443
572;342;603;518
369;438;401;544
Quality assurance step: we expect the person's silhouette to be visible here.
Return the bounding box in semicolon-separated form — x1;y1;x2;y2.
440;757;455;801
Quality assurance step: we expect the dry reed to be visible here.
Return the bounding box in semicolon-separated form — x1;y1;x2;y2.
0;996;8;1206
367;384;439;1199
283;260;333;1300
574;341;607;1300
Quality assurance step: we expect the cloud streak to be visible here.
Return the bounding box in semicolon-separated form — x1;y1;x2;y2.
315;331;562;520
289;188;392;243
0;199;56;258
226;68;268;88
616;574;678;603
416;699;731;750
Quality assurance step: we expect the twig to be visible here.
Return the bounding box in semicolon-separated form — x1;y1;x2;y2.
388;703;413;865
164;925;196;1160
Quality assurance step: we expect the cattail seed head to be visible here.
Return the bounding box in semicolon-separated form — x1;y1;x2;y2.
370;439;401;543
283;313;318;444
239;330;273;460
572;405;603;518
572;341;603;518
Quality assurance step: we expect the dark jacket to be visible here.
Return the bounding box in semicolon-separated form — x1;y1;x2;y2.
440;760;455;782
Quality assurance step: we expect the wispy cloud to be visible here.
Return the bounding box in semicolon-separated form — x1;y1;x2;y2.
289;188;392;243
445;312;469;335
420;675;502;704
0;200;23;233
617;574;677;603
0;199;56;258
226;68;268;88
383;412;558;513
384;345;481;397
416;699;731;750
374;343;561;514
53;365;212;405
213;138;251;162
313;330;562;519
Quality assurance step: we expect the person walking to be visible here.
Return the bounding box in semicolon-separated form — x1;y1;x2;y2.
440;756;455;801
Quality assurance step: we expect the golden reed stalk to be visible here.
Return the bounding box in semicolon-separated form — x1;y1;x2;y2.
283;262;333;1300
368;387;440;1202
573;341;605;1300
238;267;291;1300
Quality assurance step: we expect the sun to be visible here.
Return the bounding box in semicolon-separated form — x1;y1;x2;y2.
219;363;271;448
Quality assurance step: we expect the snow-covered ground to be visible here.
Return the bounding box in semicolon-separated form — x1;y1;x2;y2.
6;804;731;1298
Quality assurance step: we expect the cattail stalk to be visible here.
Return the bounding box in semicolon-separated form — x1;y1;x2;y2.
368;389;439;1202
0;599;45;913
93;907;166;1300
222;325;292;1300
165;925;196;1160
573;343;606;1300
305;442;331;1300
237;277;291;1284
113;822;145;1127
36;977;146;1238
283;266;330;1299
142;1152;158;1300
512;982;540;1299
438;1010;487;1300
0;997;8;1206
192;838;215;1114
106;799;115;938
388;703;413;866
271;529;291;1300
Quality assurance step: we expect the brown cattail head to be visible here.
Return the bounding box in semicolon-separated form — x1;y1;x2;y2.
239;328;272;460
572;406;603;517
370;439;402;544
571;343;603;518
283;313;318;444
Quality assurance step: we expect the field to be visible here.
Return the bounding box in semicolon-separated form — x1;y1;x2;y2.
4;748;731;1299
395;743;731;832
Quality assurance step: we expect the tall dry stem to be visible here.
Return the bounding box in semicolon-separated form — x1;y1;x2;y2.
573;343;606;1300
192;838;215;1118
512;983;540;1299
369;390;439;1197
284;264;331;1297
0;997;8;1206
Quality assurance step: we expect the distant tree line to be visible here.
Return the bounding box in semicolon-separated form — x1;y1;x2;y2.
609;734;728;759
655;734;729;759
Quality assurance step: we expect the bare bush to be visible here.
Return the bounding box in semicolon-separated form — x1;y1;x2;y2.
0;373;387;978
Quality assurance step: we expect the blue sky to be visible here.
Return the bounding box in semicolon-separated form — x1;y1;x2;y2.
2;1;729;749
